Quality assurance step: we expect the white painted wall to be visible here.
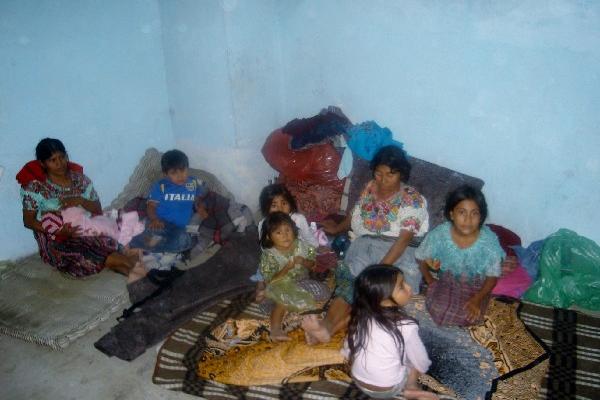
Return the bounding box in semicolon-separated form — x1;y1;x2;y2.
0;0;174;259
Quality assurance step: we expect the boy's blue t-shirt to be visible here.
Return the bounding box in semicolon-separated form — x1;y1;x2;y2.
148;176;205;227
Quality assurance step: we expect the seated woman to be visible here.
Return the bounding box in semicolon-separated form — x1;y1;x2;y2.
19;138;145;280
303;145;429;344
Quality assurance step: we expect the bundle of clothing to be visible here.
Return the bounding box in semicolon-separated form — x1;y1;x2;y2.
261;107;408;223
41;207;144;246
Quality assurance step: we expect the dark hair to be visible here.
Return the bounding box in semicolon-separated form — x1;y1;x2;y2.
35;138;67;162
370;145;411;182
260;211;298;248
258;183;298;217
348;265;416;367
444;184;488;227
161;149;189;173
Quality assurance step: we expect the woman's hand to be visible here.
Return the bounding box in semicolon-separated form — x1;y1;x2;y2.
148;218;165;231
464;295;482;323
59;196;102;215
56;223;81;238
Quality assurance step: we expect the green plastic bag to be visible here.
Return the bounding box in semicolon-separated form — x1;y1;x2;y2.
523;229;600;310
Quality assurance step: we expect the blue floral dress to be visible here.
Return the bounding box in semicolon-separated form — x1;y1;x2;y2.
415;222;505;326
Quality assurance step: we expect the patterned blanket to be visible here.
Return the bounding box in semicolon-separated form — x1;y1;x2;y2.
153;294;547;399
518;301;600;400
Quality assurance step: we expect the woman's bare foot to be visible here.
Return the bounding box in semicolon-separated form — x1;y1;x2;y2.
127;262;147;283
301;314;331;344
269;328;291;342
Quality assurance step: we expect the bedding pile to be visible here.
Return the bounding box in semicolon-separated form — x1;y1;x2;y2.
153;292;548;399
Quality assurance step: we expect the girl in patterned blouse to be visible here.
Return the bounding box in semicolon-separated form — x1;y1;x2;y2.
416;185;505;326
259;212;320;342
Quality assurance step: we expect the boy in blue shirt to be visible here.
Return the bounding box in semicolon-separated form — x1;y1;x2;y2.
130;149;205;254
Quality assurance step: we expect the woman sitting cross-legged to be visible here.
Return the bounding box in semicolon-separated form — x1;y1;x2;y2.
18;138;146;281
303;145;429;344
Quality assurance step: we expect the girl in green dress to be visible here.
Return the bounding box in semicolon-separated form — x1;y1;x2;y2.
259;212;326;342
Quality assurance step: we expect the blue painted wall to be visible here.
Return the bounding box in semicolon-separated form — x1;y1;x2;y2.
159;0;284;209
2;0;599;260
277;0;600;245
0;0;174;259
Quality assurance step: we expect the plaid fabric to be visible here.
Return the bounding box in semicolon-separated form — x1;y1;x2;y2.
153;291;457;400
426;271;490;326
518;301;600;400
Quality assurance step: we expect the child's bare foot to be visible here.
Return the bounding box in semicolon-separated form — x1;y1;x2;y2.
127;262;147;283
269;328;291;342
301;314;331;345
123;247;142;261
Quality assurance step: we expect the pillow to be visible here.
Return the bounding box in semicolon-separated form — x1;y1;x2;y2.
110;148;234;210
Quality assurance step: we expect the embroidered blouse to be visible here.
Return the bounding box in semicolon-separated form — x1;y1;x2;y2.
415;222;504;279
20;172;98;221
351;180;429;238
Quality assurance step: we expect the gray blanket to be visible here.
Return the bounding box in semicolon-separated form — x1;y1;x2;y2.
94;227;260;361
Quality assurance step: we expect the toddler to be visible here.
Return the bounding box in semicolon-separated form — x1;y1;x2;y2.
130;149;205;254
259;212;324;342
253;183;318;302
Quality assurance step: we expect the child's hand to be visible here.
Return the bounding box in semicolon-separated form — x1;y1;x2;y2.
294;256;306;266
196;203;209;220
294;256;315;271
148;218;165;231
425;258;441;270
464;296;482;323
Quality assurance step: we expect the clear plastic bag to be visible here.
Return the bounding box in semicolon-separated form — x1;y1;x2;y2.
523;229;600;310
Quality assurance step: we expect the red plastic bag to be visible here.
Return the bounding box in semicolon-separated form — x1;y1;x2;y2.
261;129;341;183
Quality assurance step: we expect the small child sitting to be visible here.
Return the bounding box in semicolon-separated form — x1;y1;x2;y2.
342;265;436;400
259;212;328;342
252;183;318;302
129;149;205;254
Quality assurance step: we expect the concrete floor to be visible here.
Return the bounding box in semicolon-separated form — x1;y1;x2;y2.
0;300;196;400
0;246;225;400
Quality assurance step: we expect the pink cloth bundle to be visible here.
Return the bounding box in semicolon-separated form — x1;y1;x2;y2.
41;212;63;235
41;207;144;246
